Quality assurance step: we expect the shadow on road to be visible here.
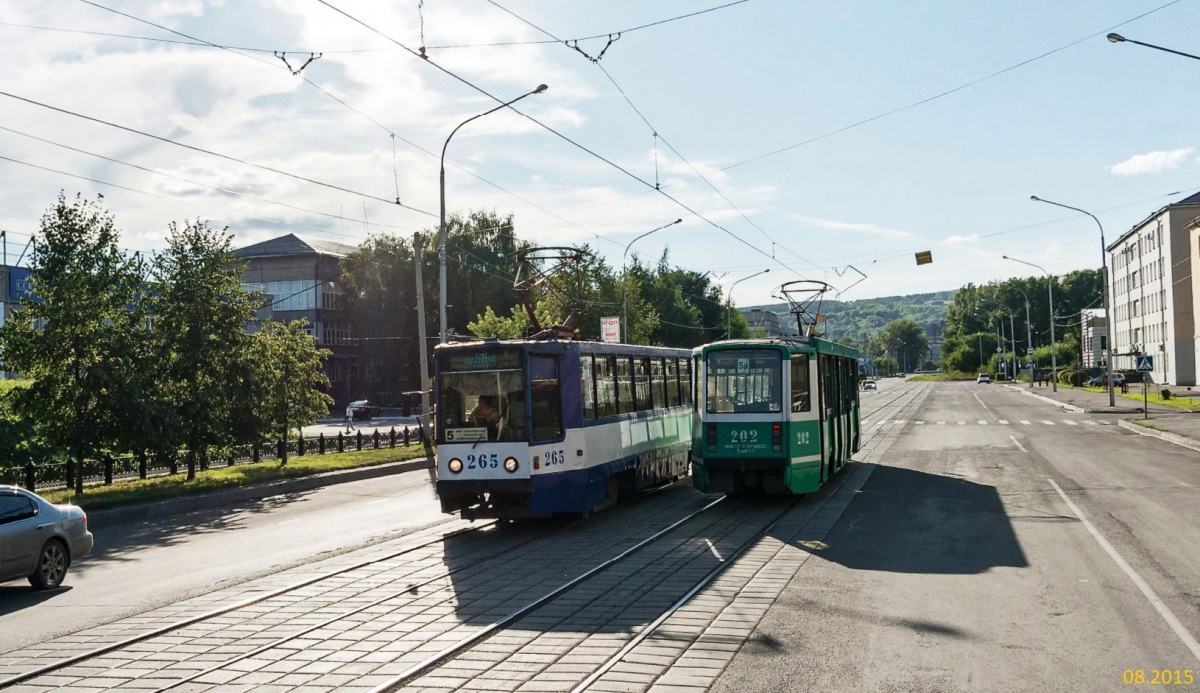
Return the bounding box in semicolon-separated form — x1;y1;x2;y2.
801;465;1028;574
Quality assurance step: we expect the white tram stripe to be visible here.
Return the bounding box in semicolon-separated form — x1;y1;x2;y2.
1047;478;1200;664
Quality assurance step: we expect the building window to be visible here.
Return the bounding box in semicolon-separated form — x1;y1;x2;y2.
241;281;317;312
1132;300;1139;317
320;282;344;310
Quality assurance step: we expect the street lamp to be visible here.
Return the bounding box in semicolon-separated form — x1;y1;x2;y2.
1107;33;1200;62
726;269;770;339
622;219;683;343
439;84;548;343
1031;196;1113;405
1004;255;1057;392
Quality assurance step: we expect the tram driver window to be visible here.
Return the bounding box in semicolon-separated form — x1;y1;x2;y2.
791;355;810;412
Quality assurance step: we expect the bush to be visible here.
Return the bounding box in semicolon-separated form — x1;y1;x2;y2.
1161;388;1172;400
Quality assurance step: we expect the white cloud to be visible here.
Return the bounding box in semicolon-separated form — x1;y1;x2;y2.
785;214;918;239
1106;147;1194;176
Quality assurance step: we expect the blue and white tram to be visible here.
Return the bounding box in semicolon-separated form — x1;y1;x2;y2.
434;339;693;519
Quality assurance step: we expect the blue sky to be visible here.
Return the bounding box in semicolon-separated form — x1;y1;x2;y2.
1;0;1198;307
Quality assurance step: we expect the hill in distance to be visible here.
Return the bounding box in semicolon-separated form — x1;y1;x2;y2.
746;290;955;345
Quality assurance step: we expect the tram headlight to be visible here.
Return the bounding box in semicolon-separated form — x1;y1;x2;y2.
504;457;519;473
448;458;464;474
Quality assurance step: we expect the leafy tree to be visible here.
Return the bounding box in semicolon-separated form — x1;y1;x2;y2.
877;319;928;372
248;320;333;465
0;194;144;494
151;220;261;479
468;304;554;339
441;211;527;338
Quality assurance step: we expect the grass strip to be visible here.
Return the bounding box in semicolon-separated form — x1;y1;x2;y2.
41;445;432;511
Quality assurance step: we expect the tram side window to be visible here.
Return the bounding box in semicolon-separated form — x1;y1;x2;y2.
819;355;833;413
616;356;635;414
581;355;596;420
634;357;653;411
530;355;563;441
651;358;667;409
596;355;618;418
791;354;810;412
666;358;681;407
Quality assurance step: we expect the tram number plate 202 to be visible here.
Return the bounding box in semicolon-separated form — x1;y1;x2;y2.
795;430;811;445
466;453;499;469
730;429;758;443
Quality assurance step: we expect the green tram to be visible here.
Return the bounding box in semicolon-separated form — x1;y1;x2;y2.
691;337;861;495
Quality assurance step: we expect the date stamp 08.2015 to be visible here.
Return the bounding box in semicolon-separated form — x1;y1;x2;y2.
1122;670;1194;685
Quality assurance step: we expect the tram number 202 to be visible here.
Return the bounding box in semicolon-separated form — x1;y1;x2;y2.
730;429;758;443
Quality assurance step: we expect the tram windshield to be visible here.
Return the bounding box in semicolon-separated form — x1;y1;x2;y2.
438;348;526;442
705;349;783;414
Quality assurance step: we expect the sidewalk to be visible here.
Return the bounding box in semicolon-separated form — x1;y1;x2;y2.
1004;382;1200;453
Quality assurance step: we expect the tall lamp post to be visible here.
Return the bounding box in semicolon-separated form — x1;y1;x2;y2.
726;269;770;339
1031;196;1113;405
622;219;683;342
1004;256;1057;392
439;84;548;343
1107;33;1200;62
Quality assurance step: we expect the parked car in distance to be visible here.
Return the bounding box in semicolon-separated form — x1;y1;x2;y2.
898;372;906;378
0;486;93;589
976;373;992;384
862;380;877;390
349;400;381;421
1086;373;1126;387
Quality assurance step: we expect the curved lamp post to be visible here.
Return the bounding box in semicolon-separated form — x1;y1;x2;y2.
439;84;548;343
622;219;683;342
1107;33;1200;62
1031;196;1113;405
726;269;770;339
1004;255;1057;392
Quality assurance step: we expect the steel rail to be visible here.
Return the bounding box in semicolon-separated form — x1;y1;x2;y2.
368;495;728;693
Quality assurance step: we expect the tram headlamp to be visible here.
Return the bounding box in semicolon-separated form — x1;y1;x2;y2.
448;458;464;474
504;457;519;473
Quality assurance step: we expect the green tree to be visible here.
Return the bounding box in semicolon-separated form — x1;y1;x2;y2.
249;320;333;465
151;220;261;480
0;193;144;494
878;318;928;372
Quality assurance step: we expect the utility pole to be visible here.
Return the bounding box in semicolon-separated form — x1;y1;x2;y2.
413;233;434;455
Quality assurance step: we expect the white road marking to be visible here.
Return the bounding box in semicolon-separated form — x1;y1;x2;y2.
1063;420;1078;426
915;420;925;425
1020;420;1032;425
1083;421;1097;426
937;420;945;425
972;392;993;416
1010;436;1027;453
978;420;988;425
999;420;1009;425
705;538;723;560
1041;420;1055;426
365;499;390;506
958;421;966;425
1047;478;1200;664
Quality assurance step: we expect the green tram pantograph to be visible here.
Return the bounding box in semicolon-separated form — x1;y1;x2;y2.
691;337;861;495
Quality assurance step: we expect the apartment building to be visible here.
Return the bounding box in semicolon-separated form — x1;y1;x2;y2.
1107;191;1200;386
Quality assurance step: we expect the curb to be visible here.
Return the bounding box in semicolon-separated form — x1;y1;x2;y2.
1006;384;1085;413
87;456;434;528
1118;420;1200;453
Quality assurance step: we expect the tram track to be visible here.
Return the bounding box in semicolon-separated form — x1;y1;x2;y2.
0;483;712;692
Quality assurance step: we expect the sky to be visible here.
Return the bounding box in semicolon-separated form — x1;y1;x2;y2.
1;0;1199;309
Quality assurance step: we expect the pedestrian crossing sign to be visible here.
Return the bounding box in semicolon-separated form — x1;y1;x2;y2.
1136;355;1153;372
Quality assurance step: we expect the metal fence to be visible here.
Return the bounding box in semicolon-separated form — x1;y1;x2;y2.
0;425;426;493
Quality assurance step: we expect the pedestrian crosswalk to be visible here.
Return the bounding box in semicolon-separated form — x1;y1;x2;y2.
864;419;1112;428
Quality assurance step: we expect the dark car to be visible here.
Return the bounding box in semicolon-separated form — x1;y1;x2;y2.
0;486;93;589
350;400;381;421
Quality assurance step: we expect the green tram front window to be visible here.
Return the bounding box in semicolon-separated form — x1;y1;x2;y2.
705;349;783;414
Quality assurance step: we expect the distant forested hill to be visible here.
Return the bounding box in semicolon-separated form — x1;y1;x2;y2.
747;290;954;345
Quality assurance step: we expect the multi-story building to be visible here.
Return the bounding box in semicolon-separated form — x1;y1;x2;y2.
740;308;784;338
1107;191;1200;385
235;234;362;405
1078;308;1107;371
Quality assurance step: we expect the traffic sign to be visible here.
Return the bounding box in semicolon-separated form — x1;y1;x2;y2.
1136;355;1154;372
1025;361;1032;368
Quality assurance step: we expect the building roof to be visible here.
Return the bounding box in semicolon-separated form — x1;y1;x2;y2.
1109;191;1200;251
235;234;358;259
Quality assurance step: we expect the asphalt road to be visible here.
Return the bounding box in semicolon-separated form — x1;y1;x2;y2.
715;380;1200;692
0;463;444;653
